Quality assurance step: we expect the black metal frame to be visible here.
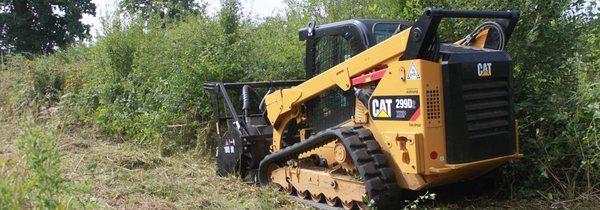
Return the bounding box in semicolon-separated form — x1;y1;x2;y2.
203;80;304;137
204;80;303;178
402;8;519;60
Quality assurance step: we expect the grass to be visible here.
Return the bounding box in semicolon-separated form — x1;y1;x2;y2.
0;117;596;209
0;119;305;209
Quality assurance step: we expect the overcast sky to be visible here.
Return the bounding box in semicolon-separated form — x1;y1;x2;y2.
81;0;287;38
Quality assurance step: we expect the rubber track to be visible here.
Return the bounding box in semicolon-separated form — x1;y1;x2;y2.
258;126;400;209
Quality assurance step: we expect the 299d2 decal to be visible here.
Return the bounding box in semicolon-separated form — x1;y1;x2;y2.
370;95;421;121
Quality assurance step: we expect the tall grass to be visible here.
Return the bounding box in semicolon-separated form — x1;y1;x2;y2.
0;123;92;208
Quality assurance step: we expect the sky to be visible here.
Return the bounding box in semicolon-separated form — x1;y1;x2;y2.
81;0;287;38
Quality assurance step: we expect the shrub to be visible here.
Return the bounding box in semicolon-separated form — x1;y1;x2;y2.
17;124;63;208
0;123;91;208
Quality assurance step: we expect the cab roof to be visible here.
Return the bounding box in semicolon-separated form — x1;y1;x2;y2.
298;19;413;48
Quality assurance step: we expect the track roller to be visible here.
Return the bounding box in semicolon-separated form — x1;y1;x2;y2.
342;200;356;210
297;190;310;199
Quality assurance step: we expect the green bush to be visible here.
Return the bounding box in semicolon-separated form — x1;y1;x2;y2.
17;124;63;208
67;15;259;151
0;46;91;122
0;55;32;120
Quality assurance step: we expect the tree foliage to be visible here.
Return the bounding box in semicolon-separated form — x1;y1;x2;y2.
119;0;205;22
219;0;240;43
0;0;96;54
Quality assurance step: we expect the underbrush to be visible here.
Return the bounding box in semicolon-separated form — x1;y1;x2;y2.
0;118;304;209
1;14;302;155
0;122;92;208
497;18;600;205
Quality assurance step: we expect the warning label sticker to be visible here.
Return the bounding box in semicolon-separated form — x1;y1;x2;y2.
407;62;421;80
370;95;420;121
223;138;235;154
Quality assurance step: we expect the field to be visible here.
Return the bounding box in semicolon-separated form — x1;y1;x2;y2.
1;117;597;209
0;119;306;209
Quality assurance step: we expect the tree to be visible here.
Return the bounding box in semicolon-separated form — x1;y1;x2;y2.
219;0;240;44
0;0;96;54
215;0;243;82
119;0;205;22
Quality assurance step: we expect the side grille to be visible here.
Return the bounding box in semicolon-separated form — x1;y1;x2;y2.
425;86;442;127
462;79;510;140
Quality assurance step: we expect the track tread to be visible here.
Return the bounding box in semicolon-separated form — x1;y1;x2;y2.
258;126;401;210
364;140;381;153
339;128;401;210
372;154;388;167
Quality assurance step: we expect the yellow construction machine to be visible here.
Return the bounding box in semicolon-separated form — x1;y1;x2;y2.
204;8;521;209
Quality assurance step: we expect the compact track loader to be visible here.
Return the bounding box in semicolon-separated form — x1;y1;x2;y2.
204;8;521;209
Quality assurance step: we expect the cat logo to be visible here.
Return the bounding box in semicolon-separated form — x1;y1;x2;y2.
376;109;390;118
370;95;421;121
477;62;492;77
372;98;393;118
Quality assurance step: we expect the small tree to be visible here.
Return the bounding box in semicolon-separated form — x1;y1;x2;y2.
219;0;240;44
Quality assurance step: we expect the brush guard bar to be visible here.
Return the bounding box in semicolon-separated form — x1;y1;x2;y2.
403;8;520;60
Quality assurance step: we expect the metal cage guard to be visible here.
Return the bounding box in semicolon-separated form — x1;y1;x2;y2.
403;8;520;60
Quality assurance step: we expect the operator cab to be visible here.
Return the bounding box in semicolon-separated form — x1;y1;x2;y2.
299;20;412;132
300;19;412;76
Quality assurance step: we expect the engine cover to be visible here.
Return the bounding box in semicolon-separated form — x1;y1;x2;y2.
440;44;517;164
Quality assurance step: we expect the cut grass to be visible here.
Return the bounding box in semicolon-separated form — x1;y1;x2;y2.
1;119;597;209
0;120;306;209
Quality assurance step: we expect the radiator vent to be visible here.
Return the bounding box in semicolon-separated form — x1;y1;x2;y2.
426;86;442;127
462;79;510;139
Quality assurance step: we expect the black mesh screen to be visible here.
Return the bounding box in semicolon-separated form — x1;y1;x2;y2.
306;35;356;131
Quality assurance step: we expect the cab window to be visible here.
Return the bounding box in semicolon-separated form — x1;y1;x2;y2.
373;23;404;44
307;34;357;131
314;34;354;75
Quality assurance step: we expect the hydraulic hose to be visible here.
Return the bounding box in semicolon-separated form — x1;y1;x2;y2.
460;21;506;50
241;85;260;120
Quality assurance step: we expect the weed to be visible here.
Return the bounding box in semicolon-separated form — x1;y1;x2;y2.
0;122;93;209
403;191;436;209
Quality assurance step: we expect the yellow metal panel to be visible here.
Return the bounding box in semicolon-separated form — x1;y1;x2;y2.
272;167;366;203
366;59;447;179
